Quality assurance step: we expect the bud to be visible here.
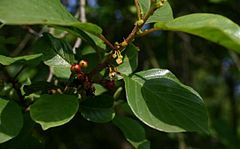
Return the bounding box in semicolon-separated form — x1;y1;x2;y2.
155;2;164;8
136;19;144;26
116;58;123;65
121;40;128;47
112;51;117;58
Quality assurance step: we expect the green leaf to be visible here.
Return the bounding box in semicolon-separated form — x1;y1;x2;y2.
146;2;174;24
41;33;75;78
0;113;44;149
61;27;105;51
113;116;150;149
30;94;79;130
0;54;42;66
118;44;139;76
139;0;151;16
154;13;240;52
0;0;102;35
94;84;107;96
80;94;115;123
124;69;209;133
0;98;23;143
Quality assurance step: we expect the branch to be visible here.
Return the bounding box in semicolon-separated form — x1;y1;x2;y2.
0;65;26;108
73;0;87;54
89;1;165;78
120;2;162;51
99;34;115;50
136;28;159;37
47;67;54;82
134;0;143;19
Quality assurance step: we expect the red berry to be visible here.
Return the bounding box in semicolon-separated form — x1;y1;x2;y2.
105;80;115;90
70;64;81;73
79;60;88;68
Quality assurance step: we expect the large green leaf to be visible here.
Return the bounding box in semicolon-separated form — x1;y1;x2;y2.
0;113;44;149
139;0;151;16
118;44;139;76
0;0;102;34
80;94;115;123
0;54;42;66
154;13;240;52
124;69;209;133
0;98;23;143
113;116;150;149
61;26;106;52
30;94;79;130
146;2;173;24
41;33;75;78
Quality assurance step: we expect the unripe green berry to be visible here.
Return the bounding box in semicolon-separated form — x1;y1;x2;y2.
121;40;128;47
155;2;163;8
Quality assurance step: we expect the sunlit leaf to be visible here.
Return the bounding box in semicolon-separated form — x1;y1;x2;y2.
155;13;240;52
30;94;79;130
0;0;102;34
0;99;23;143
80;94;115;123
146;2;174;24
124;69;209;133
0;54;42;66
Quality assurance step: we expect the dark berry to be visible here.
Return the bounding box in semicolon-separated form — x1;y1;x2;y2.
105;80;115;90
77;73;85;81
83;81;92;90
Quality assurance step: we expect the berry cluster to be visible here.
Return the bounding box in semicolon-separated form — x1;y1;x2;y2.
70;60;95;97
70;60;88;74
69;60;117;97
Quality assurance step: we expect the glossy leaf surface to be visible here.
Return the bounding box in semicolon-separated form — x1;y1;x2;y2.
124;69;209;133
155;13;240;52
30;94;79;130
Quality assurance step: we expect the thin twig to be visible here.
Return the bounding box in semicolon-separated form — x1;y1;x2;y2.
120;3;161;51
12;26;45;56
99;34;115;50
136;28;159;37
90;2;164;78
73;0;87;54
25;26;42;37
80;0;87;23
47;67;54;82
1;65;26;108
13;66;25;80
11;33;32;56
134;0;142;19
